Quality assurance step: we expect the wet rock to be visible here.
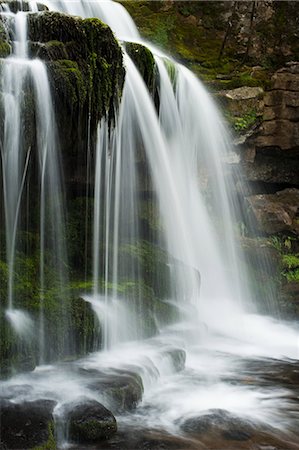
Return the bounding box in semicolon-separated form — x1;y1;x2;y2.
0;399;56;449
160;348;186;372
67;399;117;443
246;188;299;235
88;370;143;413
180;409;254;441
125;42;155;91
0;0;48;13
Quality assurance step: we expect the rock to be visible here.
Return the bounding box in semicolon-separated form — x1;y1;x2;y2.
87;370;144;413
256;120;299;152
242;63;299;190
180;409;254;441
218;86;264;118
67;399;117;443
126;42;155;91
0;0;48;13
0;399;56;449
244;154;299;185
160;348;186;372
246;188;299;235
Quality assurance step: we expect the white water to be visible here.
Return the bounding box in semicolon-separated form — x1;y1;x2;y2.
0;6;68;359
0;0;299;446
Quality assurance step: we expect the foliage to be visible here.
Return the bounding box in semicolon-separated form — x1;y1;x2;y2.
233;110;258;132
282;254;299;282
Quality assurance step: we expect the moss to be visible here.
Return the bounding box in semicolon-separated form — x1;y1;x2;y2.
126;42;155;91
0;41;11;58
231;110;259;134
32;422;56;450
282;254;299;282
48;59;87;110
28;11;124;129
30;40;68;61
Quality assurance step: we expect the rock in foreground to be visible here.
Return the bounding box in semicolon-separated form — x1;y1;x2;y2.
67;399;117;443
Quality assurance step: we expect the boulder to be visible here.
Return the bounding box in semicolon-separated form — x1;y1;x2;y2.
180;409;254;441
67;399;117;443
87;370;144;413
246;188;299;235
0;399;56;449
160;348;186;372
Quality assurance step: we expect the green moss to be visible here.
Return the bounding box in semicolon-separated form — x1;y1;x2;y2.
0;41;11;58
126;42;155;90
282;254;299;282
49;59;87;109
32;422;56;450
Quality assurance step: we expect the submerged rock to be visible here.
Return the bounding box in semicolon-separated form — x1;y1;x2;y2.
0;399;56;449
67;399;117;443
180;409;254;442
87;370;144;413
160;348;186;372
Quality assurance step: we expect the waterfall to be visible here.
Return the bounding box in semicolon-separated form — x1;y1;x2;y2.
40;0;253;348
1;1;299;448
0;5;68;362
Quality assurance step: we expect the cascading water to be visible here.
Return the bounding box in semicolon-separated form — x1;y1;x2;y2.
1;0;299;448
0;4;68;362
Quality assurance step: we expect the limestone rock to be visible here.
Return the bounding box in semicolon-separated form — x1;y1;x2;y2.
246;188;299;235
242;63;299;189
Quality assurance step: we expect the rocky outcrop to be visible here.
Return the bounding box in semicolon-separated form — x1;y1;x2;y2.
246;189;299;235
218;86;264;117
256;65;299;156
242;63;299;188
236;64;299;312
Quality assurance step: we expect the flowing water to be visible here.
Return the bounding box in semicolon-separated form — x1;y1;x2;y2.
0;4;68;361
1;0;299;448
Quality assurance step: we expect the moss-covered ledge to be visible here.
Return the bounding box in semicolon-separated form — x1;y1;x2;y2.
28;12;124;123
26;12;125;183
125;42;155;91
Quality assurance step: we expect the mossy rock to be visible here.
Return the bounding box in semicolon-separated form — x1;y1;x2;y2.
67;400;117;443
0;400;56;449
27;11;125;172
0;41;11;58
126;42;156;91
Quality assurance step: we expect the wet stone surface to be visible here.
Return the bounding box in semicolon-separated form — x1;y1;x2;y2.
0;399;56;449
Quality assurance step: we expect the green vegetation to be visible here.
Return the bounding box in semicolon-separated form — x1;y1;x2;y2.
33;423;57;450
126;42;156;90
282;254;299;282
118;0;298;91
28;12;124;125
233;110;258;133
